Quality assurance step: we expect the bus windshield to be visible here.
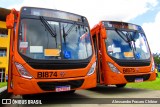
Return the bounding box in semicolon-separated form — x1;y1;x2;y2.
19;18;92;60
105;29;150;60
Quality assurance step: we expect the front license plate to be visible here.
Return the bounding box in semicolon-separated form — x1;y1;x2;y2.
55;85;71;92
135;78;143;82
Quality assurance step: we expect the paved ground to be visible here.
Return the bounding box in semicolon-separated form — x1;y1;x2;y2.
0;86;7;93
1;85;160;107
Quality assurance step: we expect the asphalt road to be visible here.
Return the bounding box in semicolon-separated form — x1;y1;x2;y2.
2;85;160;107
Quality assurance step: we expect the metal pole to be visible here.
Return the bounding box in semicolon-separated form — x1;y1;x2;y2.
0;70;2;82
1;69;4;82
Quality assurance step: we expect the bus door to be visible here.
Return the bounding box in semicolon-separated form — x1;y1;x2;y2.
93;31;104;84
99;31;106;84
92;33;100;83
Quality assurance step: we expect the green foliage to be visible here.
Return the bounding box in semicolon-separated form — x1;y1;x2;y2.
154;55;160;65
126;72;160;90
0;82;7;88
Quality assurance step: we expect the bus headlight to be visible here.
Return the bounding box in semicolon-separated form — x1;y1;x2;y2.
87;62;96;76
15;62;33;79
108;62;120;74
151;61;155;72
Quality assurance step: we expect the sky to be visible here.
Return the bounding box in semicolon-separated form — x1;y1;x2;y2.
0;0;160;53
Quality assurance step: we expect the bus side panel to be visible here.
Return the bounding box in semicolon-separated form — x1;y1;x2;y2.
149;70;156;81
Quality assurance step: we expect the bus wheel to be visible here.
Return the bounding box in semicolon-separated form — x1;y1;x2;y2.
22;95;31;99
64;90;76;94
116;84;126;88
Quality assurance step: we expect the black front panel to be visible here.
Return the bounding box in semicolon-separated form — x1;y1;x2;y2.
116;60;150;67
20;54;90;69
110;56;151;67
37;79;84;91
124;74;150;82
28;61;88;70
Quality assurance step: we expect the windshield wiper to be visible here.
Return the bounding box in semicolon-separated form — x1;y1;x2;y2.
131;31;139;51
62;23;76;45
115;28;134;50
40;16;57;47
115;28;129;43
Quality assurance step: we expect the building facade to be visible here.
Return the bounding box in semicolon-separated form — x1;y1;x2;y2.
0;21;10;82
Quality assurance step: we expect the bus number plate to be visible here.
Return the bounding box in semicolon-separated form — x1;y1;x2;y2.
55;86;71;92
37;72;57;78
135;78;143;82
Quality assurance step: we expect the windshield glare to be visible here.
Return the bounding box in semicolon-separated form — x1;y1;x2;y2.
19;19;92;60
105;30;150;60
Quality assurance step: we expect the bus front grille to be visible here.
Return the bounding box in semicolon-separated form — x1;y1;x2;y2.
124;74;150;82
37;79;84;91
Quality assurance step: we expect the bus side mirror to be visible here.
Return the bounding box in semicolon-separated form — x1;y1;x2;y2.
6;13;14;29
100;28;106;39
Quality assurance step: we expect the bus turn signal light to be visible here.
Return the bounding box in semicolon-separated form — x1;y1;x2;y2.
87;62;96;76
151;61;155;72
108;62;120;74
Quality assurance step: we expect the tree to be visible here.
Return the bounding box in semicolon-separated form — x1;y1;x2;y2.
153;55;160;65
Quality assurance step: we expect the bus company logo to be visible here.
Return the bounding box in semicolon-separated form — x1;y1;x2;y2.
2;99;11;104
135;68;139;72
60;72;65;77
2;99;42;105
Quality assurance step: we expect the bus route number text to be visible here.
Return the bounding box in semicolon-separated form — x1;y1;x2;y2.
37;72;57;78
123;68;135;73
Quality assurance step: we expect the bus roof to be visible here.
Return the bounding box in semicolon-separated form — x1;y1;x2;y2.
101;21;143;31
20;6;88;23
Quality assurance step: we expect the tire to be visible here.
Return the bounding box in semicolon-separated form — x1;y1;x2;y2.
22;95;31;99
64;90;76;94
116;84;126;88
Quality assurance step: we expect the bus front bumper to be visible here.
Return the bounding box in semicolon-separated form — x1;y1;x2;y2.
12;73;96;95
106;71;156;85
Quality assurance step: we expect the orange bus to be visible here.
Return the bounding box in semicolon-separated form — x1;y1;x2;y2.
91;21;156;87
6;7;96;96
